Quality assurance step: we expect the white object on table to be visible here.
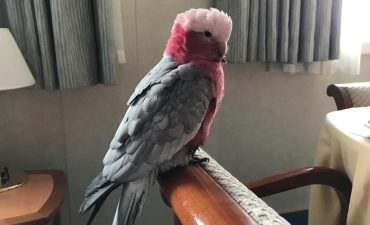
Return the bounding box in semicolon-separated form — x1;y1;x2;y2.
309;107;370;225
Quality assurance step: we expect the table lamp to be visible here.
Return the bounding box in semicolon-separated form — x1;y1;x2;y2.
0;28;36;192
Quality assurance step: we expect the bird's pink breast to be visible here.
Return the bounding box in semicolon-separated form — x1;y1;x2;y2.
186;63;224;149
164;23;225;149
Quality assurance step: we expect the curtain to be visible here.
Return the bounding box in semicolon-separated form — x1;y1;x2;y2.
274;0;365;75
0;0;120;90
214;0;365;75
333;0;365;75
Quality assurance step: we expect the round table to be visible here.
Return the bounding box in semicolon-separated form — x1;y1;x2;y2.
309;107;370;225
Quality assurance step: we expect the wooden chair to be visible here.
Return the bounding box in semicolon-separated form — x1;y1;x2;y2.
327;82;370;110
159;149;351;225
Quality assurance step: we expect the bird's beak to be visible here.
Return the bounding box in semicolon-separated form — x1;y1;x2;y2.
218;42;227;56
218;42;228;64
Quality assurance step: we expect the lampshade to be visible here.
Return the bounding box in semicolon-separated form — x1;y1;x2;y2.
0;28;35;90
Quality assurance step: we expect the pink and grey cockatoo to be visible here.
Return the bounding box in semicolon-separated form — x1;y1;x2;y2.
79;8;232;225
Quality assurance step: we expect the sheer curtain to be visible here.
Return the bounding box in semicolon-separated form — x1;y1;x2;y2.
276;0;367;75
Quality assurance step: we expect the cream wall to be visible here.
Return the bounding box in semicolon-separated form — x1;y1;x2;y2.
1;0;370;224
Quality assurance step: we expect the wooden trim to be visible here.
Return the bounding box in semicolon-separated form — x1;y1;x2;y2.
1;170;66;225
327;84;353;110
159;165;259;225
245;167;351;225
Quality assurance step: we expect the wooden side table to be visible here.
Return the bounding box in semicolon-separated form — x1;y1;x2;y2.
0;170;66;225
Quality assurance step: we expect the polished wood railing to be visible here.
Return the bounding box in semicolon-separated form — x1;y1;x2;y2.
159;165;351;225
159;165;259;225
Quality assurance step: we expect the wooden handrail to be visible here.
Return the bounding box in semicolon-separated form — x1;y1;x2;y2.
159;164;351;225
159;165;259;225
245;167;352;225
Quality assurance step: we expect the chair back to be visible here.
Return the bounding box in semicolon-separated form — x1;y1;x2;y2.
327;82;370;110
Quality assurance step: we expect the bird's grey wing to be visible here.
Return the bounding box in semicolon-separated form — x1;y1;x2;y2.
127;56;178;105
102;63;212;182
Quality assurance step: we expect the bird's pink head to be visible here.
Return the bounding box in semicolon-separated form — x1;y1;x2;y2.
164;8;232;64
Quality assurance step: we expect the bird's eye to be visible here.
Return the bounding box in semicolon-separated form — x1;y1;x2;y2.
204;31;212;38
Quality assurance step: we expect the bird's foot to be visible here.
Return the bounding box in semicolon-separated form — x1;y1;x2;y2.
189;156;209;165
191;147;200;155
189;148;209;165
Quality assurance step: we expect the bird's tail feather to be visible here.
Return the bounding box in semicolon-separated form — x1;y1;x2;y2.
113;173;155;225
79;172;120;224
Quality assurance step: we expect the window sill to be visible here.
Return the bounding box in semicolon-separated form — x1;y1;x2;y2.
362;43;370;54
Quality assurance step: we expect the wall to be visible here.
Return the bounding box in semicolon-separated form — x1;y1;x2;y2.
1;0;370;224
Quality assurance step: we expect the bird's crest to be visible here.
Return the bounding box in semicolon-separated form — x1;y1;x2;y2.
174;8;232;43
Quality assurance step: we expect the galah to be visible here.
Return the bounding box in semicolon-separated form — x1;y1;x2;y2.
79;8;232;225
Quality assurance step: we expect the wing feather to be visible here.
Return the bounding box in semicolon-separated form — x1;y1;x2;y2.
103;57;212;182
127;56;178;105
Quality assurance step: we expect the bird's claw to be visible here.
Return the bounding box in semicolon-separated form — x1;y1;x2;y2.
192;147;200;154
189;156;209;165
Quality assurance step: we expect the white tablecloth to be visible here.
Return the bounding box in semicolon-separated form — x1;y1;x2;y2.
309;107;370;225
